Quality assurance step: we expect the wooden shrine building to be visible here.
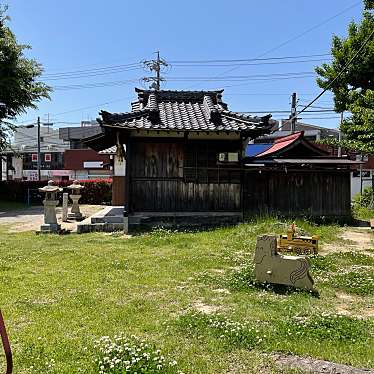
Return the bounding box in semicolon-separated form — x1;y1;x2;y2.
85;88;359;225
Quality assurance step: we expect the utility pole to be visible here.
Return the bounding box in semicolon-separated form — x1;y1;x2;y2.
37;116;41;181
290;92;297;133
338;112;343;157
142;51;168;90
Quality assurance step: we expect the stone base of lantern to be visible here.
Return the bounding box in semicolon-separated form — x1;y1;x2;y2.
40;223;61;233
68;194;84;221
67;211;84;221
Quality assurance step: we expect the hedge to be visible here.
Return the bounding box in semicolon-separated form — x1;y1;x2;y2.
0;179;112;205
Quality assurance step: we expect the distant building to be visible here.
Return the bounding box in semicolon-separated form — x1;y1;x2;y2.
1;124;69;181
59;122;111;180
255;120;340;143
253;120;374;199
1;120;112;181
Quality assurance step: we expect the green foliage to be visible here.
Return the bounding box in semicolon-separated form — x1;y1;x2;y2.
365;0;374;9
331;268;374;295
277;314;370;342
0;5;51;150
94;335;182;374
311;250;374;295
353;187;373;208
2;219;374;372
315;4;374;152
352;187;374;219
177;312;261;349
0;178;112;204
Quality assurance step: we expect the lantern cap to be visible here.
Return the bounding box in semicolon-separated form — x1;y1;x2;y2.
67;180;84;190
38;180;63;193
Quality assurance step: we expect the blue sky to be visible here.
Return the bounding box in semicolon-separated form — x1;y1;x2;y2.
6;0;364;129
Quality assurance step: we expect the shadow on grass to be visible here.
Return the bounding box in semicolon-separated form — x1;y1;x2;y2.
252;281;320;298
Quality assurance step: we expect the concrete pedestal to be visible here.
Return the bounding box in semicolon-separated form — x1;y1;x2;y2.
40;200;60;233
68;194;83;220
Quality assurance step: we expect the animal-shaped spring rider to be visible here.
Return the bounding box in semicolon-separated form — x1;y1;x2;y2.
254;235;314;291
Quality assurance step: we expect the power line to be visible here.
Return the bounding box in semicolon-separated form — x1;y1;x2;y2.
186;1;361;89
240;109;336;114
53;79;139;91
169;53;330;64
41;62;141;78
51;96;134;117
167;71;316;81
170;58;329;68
297;25;374;117
41;66;142;81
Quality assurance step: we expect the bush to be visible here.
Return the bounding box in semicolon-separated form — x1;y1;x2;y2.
353;187;373;208
352;187;374;220
0;179;112;205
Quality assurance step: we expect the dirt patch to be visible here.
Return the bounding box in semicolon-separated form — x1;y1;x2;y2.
192;299;220;314
213;288;231;295
334;292;374;318
321;228;374;255
210;268;225;274
271;353;374;373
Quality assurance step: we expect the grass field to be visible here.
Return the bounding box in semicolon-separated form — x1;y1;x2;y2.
0;218;373;373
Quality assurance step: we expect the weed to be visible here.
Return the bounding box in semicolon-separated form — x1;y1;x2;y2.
276;314;370;342
331;268;374;295
94;335;183;374
177;312;262;349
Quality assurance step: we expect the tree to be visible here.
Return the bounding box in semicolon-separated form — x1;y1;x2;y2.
315;2;374;152
0;5;51;151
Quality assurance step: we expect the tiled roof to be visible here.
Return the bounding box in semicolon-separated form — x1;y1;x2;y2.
98;88;273;134
256;132;303;157
246;131;329;159
99;146;117;154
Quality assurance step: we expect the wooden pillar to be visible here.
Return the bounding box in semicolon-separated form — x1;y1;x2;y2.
112;176;126;205
125;138;131;212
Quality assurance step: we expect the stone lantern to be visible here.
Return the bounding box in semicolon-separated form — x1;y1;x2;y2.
67;180;84;220
38;180;62;232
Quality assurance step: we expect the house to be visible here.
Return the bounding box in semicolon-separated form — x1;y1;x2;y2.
85;88;273;225
262;120;341;142
1;124;69;181
84;88;359;227
255;120;373;200
244;131;361;219
0;121;113;182
59;122;112;180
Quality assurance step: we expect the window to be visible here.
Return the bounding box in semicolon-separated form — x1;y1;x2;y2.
218;152;239;163
44;153;52;162
31;153;38;162
184;142;241;184
352;170;371;178
363;170;371;178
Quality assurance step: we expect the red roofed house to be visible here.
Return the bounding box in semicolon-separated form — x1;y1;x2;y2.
244;131;360;219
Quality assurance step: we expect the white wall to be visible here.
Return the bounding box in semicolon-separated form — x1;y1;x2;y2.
351;169;373;199
12;126;69;153
114;155;126;176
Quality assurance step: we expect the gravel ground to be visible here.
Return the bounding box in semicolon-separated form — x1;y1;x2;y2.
271;353;374;374
0;204;104;232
